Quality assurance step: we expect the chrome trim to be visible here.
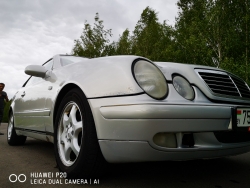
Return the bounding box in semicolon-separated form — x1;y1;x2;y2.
15;109;51;116
100;104;231;119
228;76;242;97
228;118;232;130
195;69;250;100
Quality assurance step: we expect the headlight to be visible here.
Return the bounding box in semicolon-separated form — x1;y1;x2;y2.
173;75;194;100
133;60;168;99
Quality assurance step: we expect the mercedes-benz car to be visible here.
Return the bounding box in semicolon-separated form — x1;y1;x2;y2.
7;55;250;178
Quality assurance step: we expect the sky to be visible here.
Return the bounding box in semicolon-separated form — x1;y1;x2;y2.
0;0;179;98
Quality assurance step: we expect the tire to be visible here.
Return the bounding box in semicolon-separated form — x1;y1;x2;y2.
54;88;106;178
7;113;27;146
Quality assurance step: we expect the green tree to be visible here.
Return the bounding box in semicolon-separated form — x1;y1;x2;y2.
175;0;250;82
115;29;132;55
72;13;114;58
174;0;214;65
70;5;250;84
131;7;174;61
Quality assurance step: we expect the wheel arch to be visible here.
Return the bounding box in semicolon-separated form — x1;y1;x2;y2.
53;83;87;128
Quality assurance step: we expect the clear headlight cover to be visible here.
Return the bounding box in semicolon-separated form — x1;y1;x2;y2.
173;76;194;100
133;60;168;99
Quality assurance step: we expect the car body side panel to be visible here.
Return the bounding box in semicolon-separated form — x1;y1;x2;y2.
43;70;62;133
12;57;61;134
13;80;47;131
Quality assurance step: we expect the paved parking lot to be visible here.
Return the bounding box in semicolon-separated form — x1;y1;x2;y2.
1;122;250;188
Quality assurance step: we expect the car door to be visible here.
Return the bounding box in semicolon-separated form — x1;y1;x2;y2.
14;59;54;132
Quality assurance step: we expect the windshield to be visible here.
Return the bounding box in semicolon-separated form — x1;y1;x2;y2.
60;56;88;67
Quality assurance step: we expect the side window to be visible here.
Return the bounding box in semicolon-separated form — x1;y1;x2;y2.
23;59;54;87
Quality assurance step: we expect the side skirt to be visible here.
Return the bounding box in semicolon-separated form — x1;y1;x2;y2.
15;128;54;143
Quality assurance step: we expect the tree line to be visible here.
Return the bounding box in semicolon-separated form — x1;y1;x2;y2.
72;0;250;83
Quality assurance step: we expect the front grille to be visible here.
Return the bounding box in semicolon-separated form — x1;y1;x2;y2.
231;77;250;98
198;71;250;99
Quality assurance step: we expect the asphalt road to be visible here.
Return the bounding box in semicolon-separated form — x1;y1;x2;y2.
1;122;250;188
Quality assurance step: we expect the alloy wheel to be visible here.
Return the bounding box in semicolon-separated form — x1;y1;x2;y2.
7;115;14;140
57;102;83;166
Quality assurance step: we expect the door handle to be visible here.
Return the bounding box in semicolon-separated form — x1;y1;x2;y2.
21;91;25;97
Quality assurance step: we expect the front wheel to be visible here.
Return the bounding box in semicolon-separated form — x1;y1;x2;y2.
7;113;26;146
54;88;106;178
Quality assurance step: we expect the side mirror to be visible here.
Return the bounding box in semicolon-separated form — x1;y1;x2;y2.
25;65;48;78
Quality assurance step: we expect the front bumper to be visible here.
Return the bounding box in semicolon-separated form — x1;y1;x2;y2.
99;140;250;163
88;86;250;163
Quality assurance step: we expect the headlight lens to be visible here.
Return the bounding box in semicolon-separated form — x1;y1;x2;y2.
133;60;168;99
173;76;194;100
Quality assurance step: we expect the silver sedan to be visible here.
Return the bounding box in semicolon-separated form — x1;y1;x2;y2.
7;55;250;178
